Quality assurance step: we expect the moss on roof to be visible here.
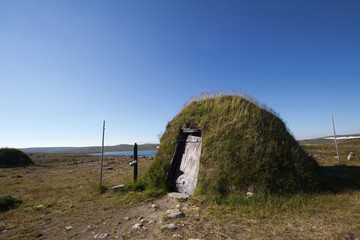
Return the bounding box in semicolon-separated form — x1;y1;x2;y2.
142;94;319;198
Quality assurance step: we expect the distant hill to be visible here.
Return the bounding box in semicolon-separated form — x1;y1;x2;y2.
299;133;360;145
20;147;78;153
20;144;159;154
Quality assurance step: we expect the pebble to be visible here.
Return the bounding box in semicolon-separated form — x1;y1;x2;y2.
124;217;130;221
149;220;156;224
65;226;73;231
176;204;181;209
94;233;109;239
132;223;143;230
161;223;177;230
173;233;183;238
112;184;124;192
87;225;95;231
246;191;254;197
140;219;146;223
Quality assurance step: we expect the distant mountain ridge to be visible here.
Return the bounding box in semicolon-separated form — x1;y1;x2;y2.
20;144;158;154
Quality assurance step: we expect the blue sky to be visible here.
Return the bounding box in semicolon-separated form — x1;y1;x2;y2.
1;0;359;148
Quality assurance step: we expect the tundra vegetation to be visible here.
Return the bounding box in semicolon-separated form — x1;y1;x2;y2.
1;94;360;239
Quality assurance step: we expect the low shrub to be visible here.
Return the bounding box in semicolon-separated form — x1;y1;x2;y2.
0;195;23;212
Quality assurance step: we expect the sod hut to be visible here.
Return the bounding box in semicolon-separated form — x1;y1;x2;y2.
0;148;34;168
143;95;319;197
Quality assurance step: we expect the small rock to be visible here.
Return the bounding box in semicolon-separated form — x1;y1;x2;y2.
176;204;181;209
105;167;114;170
94;233;109;239
65;226;73;231
87;225;95;231
166;209;184;219
173;233;183;238
246;191;253;197
112;184;124;192
124;217;130;221
347;152;356;160
149;220;156;224
132;223;143;230
160;223;177;230
138;216;144;220
140;219;146;223
246;184;254;196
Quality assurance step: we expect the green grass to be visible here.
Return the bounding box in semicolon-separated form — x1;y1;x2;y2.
91;184;109;195
9;174;23;179
1;147;360;239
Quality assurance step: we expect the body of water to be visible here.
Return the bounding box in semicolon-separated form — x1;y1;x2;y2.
90;150;157;157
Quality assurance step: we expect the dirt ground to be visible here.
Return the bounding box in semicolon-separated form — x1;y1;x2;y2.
0;155;238;239
1;140;360;239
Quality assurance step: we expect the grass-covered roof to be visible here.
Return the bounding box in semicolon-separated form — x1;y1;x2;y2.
141;94;319;198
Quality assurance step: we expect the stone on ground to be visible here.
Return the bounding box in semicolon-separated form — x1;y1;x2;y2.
132;223;143;230
94;233;109;239
166;209;184;219
160;223;177;230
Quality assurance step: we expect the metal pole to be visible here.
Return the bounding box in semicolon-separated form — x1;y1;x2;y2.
99;120;105;186
331;115;341;166
134;143;138;182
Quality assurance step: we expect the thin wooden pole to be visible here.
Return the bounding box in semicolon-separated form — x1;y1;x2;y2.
134;143;138;182
99;120;106;186
331;115;341;166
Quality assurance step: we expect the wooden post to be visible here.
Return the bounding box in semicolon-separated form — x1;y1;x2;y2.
331;115;341;166
134;143;138;182
99;120;105;186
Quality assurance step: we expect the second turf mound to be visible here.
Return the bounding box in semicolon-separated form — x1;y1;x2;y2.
0;148;34;168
